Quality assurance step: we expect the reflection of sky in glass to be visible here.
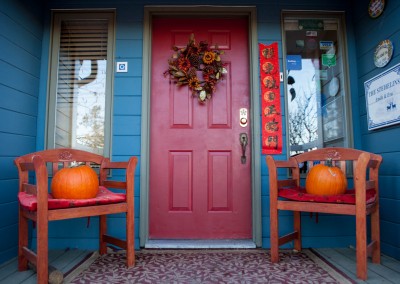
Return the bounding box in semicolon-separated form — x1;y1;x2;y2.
288;59;318;109
288;59;319;148
75;59;106;146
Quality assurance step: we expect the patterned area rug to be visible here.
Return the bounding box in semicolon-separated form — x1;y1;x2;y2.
64;249;354;284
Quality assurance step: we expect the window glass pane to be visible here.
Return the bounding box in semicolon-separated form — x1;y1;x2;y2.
283;14;350;155
55;19;108;155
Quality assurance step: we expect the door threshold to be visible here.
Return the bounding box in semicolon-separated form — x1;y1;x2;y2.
145;239;256;249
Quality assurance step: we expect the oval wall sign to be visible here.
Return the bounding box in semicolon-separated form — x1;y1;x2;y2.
368;0;385;19
374;39;393;68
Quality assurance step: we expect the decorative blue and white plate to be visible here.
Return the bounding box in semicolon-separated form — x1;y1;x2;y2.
374;39;393;68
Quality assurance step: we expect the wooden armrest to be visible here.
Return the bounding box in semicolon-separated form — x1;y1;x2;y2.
266;156;298;169
19;162;36;172
31;155;50;208
102;161;129;169
102;157;138;170
100;157;138;192
266;156;299;196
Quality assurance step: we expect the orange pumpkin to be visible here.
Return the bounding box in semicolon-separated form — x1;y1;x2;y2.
305;160;347;195
51;165;99;199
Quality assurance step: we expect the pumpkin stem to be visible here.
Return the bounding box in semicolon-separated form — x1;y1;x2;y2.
70;161;84;168
326;158;333;167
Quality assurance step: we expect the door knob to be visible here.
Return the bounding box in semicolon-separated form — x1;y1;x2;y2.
240;133;248;164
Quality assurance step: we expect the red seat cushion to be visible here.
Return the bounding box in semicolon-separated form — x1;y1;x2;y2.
278;186;377;204
18;186;126;211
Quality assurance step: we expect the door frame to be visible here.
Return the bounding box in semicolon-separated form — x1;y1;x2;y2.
140;5;261;247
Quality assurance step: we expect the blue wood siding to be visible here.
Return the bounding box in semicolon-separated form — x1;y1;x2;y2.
352;0;400;260
0;0;42;264
1;0;400;265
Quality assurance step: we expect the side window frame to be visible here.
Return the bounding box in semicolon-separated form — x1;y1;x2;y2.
46;10;115;157
281;11;353;156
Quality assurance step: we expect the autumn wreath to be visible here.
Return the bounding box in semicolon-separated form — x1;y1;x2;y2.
164;34;227;103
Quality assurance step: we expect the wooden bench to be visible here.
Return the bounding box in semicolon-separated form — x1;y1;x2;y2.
266;147;382;280
14;148;138;284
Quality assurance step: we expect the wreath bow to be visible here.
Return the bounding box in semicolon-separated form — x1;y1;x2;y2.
164;33;227;102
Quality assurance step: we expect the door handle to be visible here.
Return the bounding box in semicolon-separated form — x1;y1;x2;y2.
240;133;248;164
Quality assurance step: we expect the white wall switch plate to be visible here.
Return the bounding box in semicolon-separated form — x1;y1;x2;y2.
116;62;128;72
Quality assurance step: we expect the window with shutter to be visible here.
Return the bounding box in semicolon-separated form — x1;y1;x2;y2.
47;11;115;156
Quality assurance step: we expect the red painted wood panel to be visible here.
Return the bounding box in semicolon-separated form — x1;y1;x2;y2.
150;17;251;239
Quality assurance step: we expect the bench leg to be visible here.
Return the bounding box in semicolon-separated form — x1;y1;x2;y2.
126;210;135;266
293;211;302;251
270;206;279;263
36;215;48;284
99;215;107;255
18;209;28;271
356;213;367;280
371;206;381;264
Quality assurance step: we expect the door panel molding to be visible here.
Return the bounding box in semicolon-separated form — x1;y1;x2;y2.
140;5;261;247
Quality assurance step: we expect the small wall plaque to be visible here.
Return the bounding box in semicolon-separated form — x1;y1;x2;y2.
368;0;385;19
374;39;393;68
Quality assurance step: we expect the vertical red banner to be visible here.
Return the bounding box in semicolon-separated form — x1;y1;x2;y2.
259;42;282;154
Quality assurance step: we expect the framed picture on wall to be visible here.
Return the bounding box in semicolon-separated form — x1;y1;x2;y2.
364;63;400;130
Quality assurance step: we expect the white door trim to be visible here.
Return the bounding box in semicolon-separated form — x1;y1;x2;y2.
140;5;261;247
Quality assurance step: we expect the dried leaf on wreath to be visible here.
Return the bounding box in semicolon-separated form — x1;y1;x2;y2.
174;71;186;77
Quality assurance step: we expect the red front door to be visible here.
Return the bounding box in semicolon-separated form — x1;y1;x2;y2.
149;17;251;239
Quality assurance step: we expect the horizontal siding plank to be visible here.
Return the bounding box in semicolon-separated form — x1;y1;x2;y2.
114;77;142;96
113;96;142;115
380;198;400;224
115;39;143;57
0;85;38;115
0;109;36;136
302;236;356;248
0;224;18;255
379;176;400;200
381;221;400;249
381;242;400;264
112;135;141;156
0;133;36;157
0;10;42;58
0;61;39;96
113;115;141;136
0;36;41;76
0;179;19;203
0;202;18;228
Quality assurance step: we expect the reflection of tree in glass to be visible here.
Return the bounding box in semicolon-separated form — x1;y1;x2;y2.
288;86;318;152
77;105;104;150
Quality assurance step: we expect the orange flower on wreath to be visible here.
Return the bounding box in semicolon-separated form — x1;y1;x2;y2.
178;58;191;72
203;51;216;64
